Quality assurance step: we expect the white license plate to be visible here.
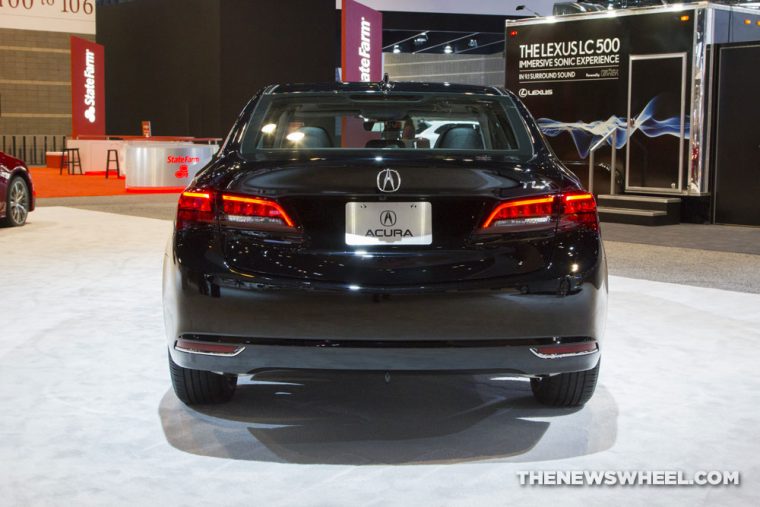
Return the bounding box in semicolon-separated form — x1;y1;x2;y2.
345;202;432;246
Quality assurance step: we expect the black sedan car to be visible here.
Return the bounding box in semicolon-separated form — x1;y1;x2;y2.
1;151;34;227
163;80;607;408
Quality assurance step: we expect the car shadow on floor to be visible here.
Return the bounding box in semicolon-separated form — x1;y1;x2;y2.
158;371;618;465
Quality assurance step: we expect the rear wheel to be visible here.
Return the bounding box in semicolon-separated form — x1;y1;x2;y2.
530;360;600;407
168;351;237;405
2;177;30;227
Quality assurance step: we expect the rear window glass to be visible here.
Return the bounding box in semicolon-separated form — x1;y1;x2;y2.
240;93;533;160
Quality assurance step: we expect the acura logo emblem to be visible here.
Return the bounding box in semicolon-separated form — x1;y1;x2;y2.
380;210;397;227
377;168;401;193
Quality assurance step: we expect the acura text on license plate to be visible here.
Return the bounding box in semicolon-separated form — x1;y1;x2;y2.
345;202;432;246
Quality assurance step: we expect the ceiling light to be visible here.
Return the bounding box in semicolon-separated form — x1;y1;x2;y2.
444;45;453;54
393;44;401;53
468;38;478;48
286;132;305;143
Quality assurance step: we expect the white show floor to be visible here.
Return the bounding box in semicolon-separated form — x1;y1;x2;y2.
1;207;759;506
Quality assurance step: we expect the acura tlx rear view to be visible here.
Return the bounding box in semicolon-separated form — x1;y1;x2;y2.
162;81;607;408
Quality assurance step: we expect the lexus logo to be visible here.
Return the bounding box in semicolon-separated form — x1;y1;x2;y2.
377;168;401;193
519;88;553;98
380;210;397;227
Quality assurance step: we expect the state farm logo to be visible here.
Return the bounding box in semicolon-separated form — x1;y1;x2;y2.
519;88;554;98
83;49;96;123
167;156;200;164
174;165;189;179
167;156;199;179
358;16;373;81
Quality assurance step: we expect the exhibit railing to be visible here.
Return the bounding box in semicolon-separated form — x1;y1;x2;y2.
2;135;222;166
588;128;618;195
74;135;222;144
1;135;67;166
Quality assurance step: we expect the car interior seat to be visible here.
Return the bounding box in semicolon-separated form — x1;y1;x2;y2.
435;125;484;150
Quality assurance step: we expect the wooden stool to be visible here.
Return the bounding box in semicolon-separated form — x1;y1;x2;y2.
105;149;121;179
60;148;83;175
57;151;69;175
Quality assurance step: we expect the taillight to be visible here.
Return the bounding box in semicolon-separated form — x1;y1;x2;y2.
481;195;556;229
176;191;214;230
480;191;598;231
221;194;296;228
560;192;598;230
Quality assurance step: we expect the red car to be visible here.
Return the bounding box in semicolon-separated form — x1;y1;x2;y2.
0;151;34;227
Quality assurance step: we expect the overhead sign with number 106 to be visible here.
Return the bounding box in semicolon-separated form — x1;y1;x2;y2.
0;0;96;35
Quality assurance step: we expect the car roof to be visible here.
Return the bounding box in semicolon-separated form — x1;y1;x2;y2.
267;81;506;96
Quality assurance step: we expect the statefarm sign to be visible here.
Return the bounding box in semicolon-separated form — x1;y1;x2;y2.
70;36;105;137
167;155;201;179
341;0;382;82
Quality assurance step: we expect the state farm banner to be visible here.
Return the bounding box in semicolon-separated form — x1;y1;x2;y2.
70;36;105;138
341;0;382;82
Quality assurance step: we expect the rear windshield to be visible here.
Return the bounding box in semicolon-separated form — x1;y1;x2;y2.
239;92;534;160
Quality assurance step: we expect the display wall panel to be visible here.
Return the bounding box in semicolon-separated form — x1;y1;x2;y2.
219;0;337;132
98;0;336;138
97;0;223;138
713;43;760;226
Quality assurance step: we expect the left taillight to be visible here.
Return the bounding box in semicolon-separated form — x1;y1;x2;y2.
221;194;297;229
176;190;215;230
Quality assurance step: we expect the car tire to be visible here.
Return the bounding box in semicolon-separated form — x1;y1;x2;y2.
530;360;600;407
2;176;30;227
168;350;237;405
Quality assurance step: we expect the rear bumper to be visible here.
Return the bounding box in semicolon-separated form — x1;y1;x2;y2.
163;247;607;376
171;336;600;375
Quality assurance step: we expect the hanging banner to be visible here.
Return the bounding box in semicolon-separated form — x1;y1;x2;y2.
341;0;383;82
0;1;96;35
70;36;105;138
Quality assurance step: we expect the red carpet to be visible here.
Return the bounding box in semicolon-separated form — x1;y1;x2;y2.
29;166;181;198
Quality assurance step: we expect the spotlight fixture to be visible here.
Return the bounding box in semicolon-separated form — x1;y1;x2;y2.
413;33;428;46
393;44;401;53
516;4;543;17
467;38;478;48
443;45;453;54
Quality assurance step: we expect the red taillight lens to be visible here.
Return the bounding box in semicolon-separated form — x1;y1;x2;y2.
481;191;598;231
481;195;556;229
560;192;598;229
176;191;214;230
221;194;296;228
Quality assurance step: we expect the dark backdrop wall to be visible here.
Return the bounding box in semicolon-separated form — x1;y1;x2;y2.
97;0;222;137
97;0;336;138
219;0;337;132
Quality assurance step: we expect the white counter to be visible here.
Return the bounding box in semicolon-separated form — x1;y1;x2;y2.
124;141;217;190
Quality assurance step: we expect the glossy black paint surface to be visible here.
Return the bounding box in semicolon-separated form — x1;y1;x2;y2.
163;82;607;376
0;151;35;221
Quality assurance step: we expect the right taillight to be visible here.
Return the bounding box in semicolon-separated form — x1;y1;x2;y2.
480;191;598;231
176;190;214;230
481;195;557;229
560;191;598;230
